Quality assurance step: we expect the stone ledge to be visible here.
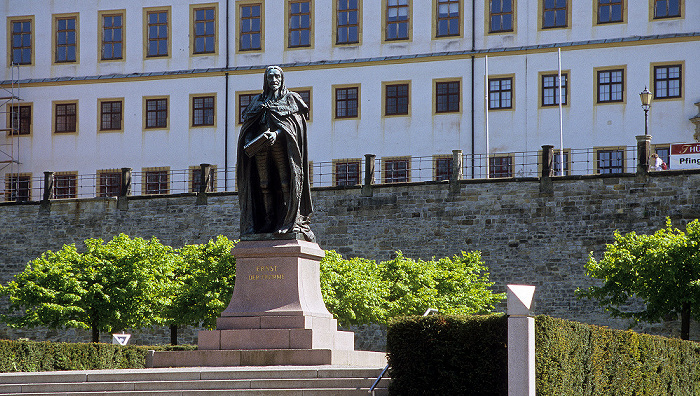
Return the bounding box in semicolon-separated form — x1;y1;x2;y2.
148;349;387;368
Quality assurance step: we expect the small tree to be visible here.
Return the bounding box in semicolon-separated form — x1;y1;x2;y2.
578;219;700;340
164;236;236;343
321;250;505;326
0;234;180;342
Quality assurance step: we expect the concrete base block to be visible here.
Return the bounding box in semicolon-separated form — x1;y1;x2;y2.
148;349;387;368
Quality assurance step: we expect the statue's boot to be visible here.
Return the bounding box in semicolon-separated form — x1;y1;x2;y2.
275;184;291;235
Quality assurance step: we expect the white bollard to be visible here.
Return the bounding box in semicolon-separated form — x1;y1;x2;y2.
507;285;536;396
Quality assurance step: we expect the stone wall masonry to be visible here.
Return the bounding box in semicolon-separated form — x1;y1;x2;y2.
1;170;699;347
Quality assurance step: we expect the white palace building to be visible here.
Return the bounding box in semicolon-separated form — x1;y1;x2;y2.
1;0;699;201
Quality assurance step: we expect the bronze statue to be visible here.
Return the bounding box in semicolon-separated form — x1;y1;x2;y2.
237;66;314;241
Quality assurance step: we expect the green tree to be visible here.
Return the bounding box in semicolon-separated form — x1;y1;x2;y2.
164;236;236;344
578;219;700;340
0;234;180;342
321;250;504;326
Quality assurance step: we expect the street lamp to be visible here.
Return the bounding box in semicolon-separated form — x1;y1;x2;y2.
639;87;652;136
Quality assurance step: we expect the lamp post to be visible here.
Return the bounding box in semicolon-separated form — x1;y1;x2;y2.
640;87;652;136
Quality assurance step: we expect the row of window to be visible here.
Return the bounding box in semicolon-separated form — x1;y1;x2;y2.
5;63;682;136
10;5;216;65
5;145;672;201
8;0;684;65
4;167;215;202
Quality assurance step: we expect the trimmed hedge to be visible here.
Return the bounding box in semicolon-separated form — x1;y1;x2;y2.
386;314;507;396
536;315;700;395
0;339;195;372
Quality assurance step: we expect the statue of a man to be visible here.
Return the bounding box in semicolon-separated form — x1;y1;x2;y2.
237;66;314;242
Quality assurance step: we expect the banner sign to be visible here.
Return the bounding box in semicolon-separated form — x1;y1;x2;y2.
670;143;700;170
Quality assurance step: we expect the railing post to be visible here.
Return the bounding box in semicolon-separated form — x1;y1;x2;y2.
118;167;132;210
636;135;651;183
40;171;54;212
42;171;54;202
540;145;553;194
361;154;375;197
196;163;212;205
508;284;536;396
450;149;463;193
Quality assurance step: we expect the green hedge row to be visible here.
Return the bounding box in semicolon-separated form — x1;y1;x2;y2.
536;315;700;396
0;339;195;372
386;314;507;396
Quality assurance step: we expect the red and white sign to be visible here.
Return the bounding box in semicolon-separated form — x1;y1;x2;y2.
670;143;700;170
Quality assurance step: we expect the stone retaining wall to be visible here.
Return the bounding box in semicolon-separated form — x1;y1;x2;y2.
1;170;699;348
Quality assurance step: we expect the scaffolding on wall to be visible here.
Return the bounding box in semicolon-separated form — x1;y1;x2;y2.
0;63;23;201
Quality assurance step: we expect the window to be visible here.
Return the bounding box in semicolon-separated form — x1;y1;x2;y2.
435;157;453;181
435;80;460;113
10;18;32;65
384;158;409;183
240;3;262;51
386;0;409;41
385;83;409;116
193;6;216;54
146;9;169;57
542;73;567;106
8;105;31;135
336;0;359;44
98;171;121;197
335;86;359;119
54;173;77;199
238;93;257;124
295;89;312;120
55;102;77;133
654;65;681;99
597;149;624;173
55;16;77;63
542;0;567;28
144;169;169;195
436;0;460;37
5;174;31;202
191;166;216;193
335;160;361;186
597;0;622;23
489;78;513;109
597;69;624;103
101;13;123;60
655;146;670;168
192;95;215;126
552;151;570;175
100;100;123;131
288;0;312;48
653;0;681;18
489;156;513;178
145;98;168;128
490;0;513;32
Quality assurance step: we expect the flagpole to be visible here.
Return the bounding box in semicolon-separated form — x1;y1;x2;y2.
558;48;564;176
485;55;490;178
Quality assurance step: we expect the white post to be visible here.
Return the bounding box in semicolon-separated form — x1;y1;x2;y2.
507;284;536;396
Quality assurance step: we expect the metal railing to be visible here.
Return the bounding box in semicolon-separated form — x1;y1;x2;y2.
0;145;642;202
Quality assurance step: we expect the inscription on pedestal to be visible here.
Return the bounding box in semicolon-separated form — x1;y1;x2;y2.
249;265;285;280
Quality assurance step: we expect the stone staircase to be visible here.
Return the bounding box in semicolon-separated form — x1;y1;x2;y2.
0;366;389;396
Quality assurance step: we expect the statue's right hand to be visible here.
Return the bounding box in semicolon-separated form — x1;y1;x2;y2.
263;130;277;146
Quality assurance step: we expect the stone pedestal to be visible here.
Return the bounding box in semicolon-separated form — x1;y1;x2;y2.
149;238;386;368
199;239;354;351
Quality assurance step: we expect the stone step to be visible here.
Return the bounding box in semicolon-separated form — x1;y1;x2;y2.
0;389;388;396
0;366;390;396
148;349;387;368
